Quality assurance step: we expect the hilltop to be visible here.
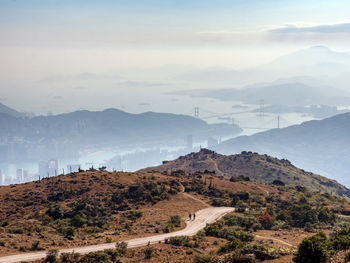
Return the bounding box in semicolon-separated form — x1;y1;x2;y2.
140;149;350;198
213;112;350;186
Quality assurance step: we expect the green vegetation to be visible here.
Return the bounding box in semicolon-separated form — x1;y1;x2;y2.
294;226;350;263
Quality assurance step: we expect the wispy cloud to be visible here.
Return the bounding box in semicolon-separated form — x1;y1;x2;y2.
196;22;350;45
269;22;350;34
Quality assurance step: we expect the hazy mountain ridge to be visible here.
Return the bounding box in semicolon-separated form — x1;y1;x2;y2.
213;112;350;186
0;102;25;118
140;149;350;198
0;107;242;163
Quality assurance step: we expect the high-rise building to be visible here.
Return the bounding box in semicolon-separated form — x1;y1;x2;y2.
48;159;58;177
0;169;5;185
16;168;24;182
207;137;218;148
67;164;80;173
38;161;48;179
186;135;193;151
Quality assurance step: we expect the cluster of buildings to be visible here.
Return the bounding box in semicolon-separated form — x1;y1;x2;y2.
0;159;83;186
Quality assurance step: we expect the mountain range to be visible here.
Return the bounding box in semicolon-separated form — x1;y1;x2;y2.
0;105;242;163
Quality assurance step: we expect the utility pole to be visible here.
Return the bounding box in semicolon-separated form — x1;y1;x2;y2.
194;107;199;118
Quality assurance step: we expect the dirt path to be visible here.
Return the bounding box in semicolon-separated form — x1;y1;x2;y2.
0;207;235;263
179;183;211;208
254;234;296;248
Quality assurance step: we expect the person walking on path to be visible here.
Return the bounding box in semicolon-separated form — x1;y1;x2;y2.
193;213;196;221
188;213;192;221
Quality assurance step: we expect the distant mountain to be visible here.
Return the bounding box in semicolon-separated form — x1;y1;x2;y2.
0;108;242;162
174;46;350;97
0;102;25;118
140;149;350;198
213;112;350;186
172;82;350;106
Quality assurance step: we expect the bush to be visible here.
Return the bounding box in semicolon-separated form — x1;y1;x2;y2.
217;240;246;254
143;246;155;259
70;215;86;228
165;236;191;247
78;252;111;263
30;241;43;251
242;244;280;261
60;252;80;263
169;215;181;227
194;254;221;263
293;232;332;263
258;213;275;230
45;250;58;263
330;226;350;251
103;249;119;261
115;241;127;255
344;251;350;263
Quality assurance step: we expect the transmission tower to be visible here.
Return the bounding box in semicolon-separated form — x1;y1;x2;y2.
194;107;199;118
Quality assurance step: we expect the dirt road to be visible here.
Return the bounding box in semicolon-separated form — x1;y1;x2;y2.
0;207;235;263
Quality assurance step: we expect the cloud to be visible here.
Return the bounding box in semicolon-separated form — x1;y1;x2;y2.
196;22;350;45
269;22;350;34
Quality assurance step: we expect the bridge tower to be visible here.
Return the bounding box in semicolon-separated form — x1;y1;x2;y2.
194;107;199;118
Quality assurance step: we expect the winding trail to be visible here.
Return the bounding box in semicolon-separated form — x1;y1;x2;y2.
0;207;235;263
254;234;295;248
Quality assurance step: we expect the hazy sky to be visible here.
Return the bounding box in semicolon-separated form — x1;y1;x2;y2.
1;0;350;114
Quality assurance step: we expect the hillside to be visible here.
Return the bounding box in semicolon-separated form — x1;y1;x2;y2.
140;149;350;198
1;169;349;263
213;112;350;186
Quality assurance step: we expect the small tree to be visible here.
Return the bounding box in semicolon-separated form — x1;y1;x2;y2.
293;232;332;263
259;213;275;229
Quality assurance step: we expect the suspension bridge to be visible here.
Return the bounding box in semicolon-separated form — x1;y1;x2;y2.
191;106;292;131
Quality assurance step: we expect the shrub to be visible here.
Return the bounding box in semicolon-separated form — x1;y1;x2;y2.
293;232;332;263
258;213;275;230
194;254;220;263
78;252;111;263
165;236;191;247
60;252;80;263
30;241;43;251
70;215;86;228
217;240;246;254
47;205;64;220
115;241;127;255
103;249;119;261
45;250;58;263
143;246;155;259
242;244;280;261
169;215;181;227
344;251;350;263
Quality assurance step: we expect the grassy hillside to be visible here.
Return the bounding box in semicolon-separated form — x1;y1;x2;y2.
1;169;350;262
141;149;350;198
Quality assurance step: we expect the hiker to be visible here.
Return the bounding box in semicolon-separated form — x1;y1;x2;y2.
193;213;196;220
188;213;192;221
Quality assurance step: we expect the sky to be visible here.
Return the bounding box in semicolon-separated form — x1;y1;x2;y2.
1;0;350;114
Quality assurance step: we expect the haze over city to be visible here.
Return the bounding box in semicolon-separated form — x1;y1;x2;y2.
1;2;350;262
